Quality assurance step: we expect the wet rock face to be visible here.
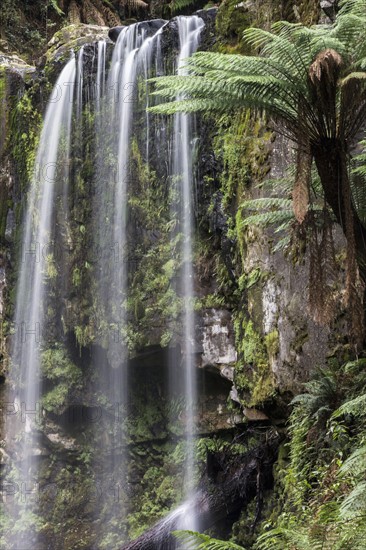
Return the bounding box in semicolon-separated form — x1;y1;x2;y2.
242;133;347;399
200;309;237;372
108;25;125;42
45;23;110;65
108;19;167;43
320;0;339;20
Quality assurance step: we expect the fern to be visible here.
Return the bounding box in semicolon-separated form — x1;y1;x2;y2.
172;530;246;550
332;393;366;419
340;482;366;520
241;197;293;210
256;526;322;550
49;0;64;15
149;1;366;290
169;0;197;14
340;446;366;476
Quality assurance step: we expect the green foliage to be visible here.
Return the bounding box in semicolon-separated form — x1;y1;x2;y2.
123;139;188;351
196;436;246;462
74;321;95;352
256;359;366;549
332;393;366;419
173;530;246;550
49;0;64;16
41;346;82;413
169;0;197;14
150;1;366;282
0;0;59;60
11;90;42;193
234;311;275;406
215;0;251;54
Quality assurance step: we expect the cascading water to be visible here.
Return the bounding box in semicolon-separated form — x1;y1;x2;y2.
91;15;205;543
3;57;76;548
96;40;106;115
77;46;84;120
2;13;207;548
91;21;168;544
170;15;204;531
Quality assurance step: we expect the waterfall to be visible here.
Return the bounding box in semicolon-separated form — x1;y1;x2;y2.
171;15;204;531
77;46;84;120
96;40;106;114
94;14;205;540
92;21;167;544
3;57;76;548
1;13;207;548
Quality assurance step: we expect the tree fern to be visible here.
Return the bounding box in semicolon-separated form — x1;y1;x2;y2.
149;0;366;290
240;197;293;232
172;530;246;550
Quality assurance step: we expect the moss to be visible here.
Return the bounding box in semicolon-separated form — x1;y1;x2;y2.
297;0;321;25
74;323;95;352
121;138;185;352
265;329;280;359
242;320;267;366
234;311;276;407
0;67;10;242
10;86;42;193
41;346;82;413
292;325;309;354
250;366;275;406
215;0;251;54
213;110;271;273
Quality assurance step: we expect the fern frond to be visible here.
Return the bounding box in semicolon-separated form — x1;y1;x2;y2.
256;526;322;550
273;234;292;251
172;530;246;550
340;446;366;476
332;393;366;419
340;481;366;519
49;0;64;15
240;211;292;228
240;197;293;210
169;0;196;14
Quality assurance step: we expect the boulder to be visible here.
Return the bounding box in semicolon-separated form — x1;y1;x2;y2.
320;0;339;20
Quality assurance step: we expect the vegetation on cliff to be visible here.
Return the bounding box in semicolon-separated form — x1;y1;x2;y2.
151;0;366;346
2;0;366;549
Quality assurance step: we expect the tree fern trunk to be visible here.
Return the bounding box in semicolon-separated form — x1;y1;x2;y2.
314;141;365;345
313;141;366;284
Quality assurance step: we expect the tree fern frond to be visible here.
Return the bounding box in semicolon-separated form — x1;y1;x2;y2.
275;220;293;233
339;0;366;17
340;72;366;86
273;234;292;251
332;393;366;419
240;211;292;228
240;197;293;210
340;446;366;476
340;481;366;519
172;530;246;550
